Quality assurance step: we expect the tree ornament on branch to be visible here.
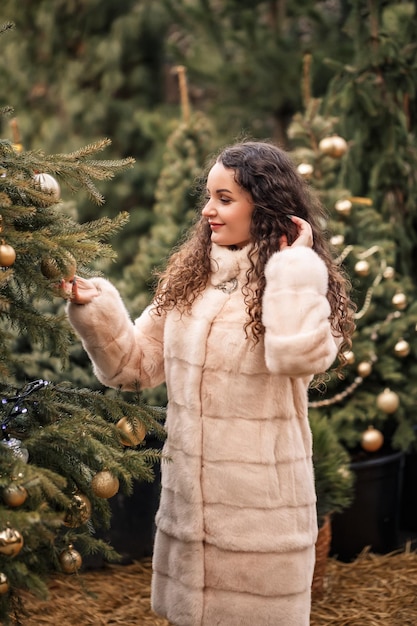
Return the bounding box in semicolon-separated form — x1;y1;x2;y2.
392;292;407;310
361;426;384;452
376;388;399;414
59;544;82;574
297;163;314;179
394;339;410;358
34;172;61;203
0;215;16;267
91;470;119;499
0;526;24;557
116;417;146;447
3;483;28;508
318;135;348;158
0;573;9;595
64;493;92;528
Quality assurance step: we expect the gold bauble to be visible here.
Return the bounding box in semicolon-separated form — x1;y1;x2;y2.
394;339;410;358
334;199;352;216
376;388;399;414
361;426;384;452
91;470;120;499
117;417;146;447
354;260;370;276
0;242;16;267
34;172;61;202
343;350;355;365
3;484;28;508
330;234;345;246
383;266;395;280
318;135;348;158
40;251;76;281
297;163;314;179
59;545;82;574
64;493;92;528
0;526;24;557
392;292;407;310
357;361;372;377
0;573;9;594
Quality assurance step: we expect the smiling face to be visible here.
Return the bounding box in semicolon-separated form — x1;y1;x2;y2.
201;162;254;248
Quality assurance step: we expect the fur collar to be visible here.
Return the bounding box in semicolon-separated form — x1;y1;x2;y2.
209;243;252;288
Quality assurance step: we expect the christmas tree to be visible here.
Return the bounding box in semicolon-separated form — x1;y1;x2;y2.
288;0;417;461
0;25;165;622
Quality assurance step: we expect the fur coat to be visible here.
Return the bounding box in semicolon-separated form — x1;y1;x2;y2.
67;243;339;626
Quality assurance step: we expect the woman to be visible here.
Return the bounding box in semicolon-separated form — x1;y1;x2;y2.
65;141;354;625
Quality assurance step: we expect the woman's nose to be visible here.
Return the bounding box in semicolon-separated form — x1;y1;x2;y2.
201;200;216;217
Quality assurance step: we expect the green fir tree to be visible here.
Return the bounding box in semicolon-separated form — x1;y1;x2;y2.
0;25;165;621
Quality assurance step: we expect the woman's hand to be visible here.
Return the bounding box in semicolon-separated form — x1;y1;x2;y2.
58;275;99;304
280;216;313;250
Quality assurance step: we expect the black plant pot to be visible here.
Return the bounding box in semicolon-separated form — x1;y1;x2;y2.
330;450;404;562
400;448;417;533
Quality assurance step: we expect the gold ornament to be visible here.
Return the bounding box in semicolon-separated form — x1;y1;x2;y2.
376;388;399;414
354;260;370;276
383;266;395;280
3;484;28;508
34;172;61;202
0;573;9;595
91;470;120;499
297;163;314;179
318;135;348;158
59;544;82;574
394;339;410;358
40;251;77;281
343;350;355;365
361;426;384;452
0;241;16;267
0;526;24;557
117;417;146;447
330;234;345;246
64;493;92;528
392;292;407;310
334;199;352;216
357;361;372;377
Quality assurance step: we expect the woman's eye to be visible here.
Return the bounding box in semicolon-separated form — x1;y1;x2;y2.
220;196;231;203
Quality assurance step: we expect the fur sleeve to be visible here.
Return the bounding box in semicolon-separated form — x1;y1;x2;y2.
67;278;165;390
262;246;339;376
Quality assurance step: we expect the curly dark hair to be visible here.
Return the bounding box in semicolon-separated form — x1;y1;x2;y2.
154;140;355;372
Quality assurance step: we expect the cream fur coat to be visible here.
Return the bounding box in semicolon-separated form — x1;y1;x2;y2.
67;243;339;626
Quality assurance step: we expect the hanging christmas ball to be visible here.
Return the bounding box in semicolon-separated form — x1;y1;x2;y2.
392;292;407;310
40;251;77;281
318;135;348;158
330;234;345;246
297;163;314;179
116;417;146;447
3;484;28;508
0;438;29;463
354;260;370;276
394;339;410;358
0;526;24;557
0;242;16;267
0;573;9;595
343;350;355;365
376;388;399;414
91;470;120;499
383;266;395;280
334;199;352;216
357;361;372;377
361;426;384;452
64;493;92;528
59;545;82;574
34;173;61;202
